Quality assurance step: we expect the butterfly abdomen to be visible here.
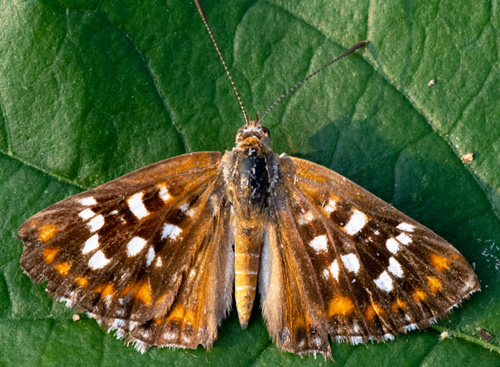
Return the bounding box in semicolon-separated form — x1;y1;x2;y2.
222;125;279;328
234;224;264;328
227;147;270;327
224;146;273;328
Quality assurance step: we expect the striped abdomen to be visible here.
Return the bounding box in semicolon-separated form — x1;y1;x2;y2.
234;225;263;328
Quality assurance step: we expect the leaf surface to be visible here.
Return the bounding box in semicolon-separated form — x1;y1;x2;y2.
0;0;498;365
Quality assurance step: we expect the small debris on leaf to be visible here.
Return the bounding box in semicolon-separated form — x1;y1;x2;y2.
461;153;474;164
439;331;450;341
478;328;493;342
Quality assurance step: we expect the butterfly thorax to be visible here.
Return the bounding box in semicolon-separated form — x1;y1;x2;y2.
223;121;278;220
221;121;279;328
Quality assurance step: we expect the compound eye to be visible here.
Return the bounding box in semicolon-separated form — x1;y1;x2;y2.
262;126;270;136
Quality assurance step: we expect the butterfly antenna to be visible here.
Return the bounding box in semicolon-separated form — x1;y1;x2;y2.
258;40;368;124
194;0;249;124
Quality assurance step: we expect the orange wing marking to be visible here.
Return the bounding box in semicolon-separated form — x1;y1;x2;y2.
412;289;427;302
43;247;59;264
74;276;88;287
38;223;58;242
392;298;406;312
54;262;70;276
365;302;384;321
426;276;443;293
329;295;355;317
430;253;450;272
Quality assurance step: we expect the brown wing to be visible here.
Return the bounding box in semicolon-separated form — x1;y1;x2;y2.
18;152;234;350
260;155;480;359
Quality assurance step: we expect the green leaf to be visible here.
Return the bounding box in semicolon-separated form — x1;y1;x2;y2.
1;0;499;366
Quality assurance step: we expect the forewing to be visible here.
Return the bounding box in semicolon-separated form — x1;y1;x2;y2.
18;152;234;349
260;155;480;359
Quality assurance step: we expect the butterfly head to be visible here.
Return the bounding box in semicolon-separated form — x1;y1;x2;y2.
235;119;270;148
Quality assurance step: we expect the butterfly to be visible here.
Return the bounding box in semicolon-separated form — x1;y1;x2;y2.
18;0;480;361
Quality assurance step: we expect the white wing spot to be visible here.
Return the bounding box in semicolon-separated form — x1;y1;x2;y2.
341;253;360;274
110;210;118;215
89;250;110;269
304;211;314;222
299;211;315;225
88;215;104;233
388;257;404;277
344;209;368;235
323;199;337;213
82;234;99;254
322;269;330;279
127;192;150;219
161;224;182;241
386;238;400;254
79;197;97;206
127;237;147;257
179;204;189;213
397;222;415;232
396;233;412;245
308;235;328;253
78;208;95;220
146;247;155;266
155;257;163;267
330;259;340;280
157;183;171;202
374;270;393;292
